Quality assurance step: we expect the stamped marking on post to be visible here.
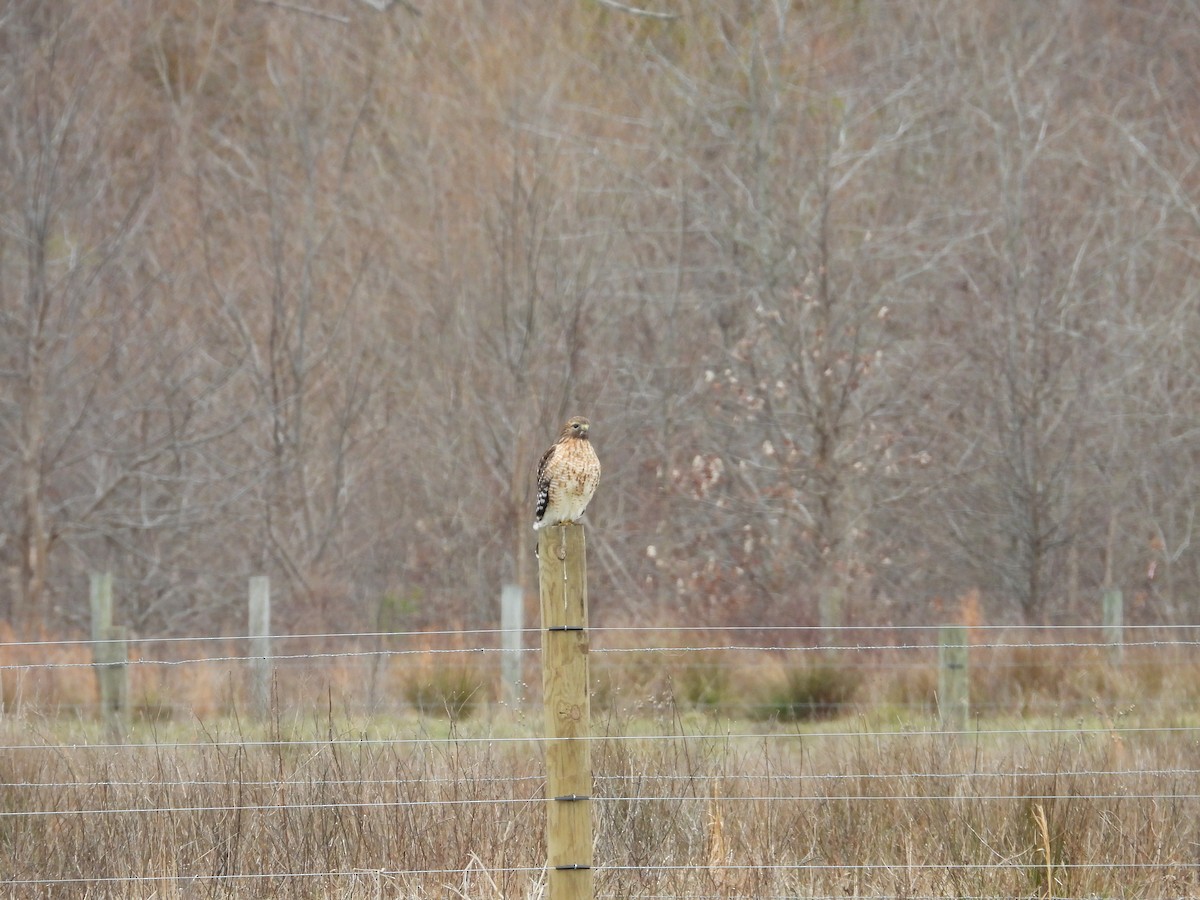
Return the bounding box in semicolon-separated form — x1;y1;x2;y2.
558;702;584;723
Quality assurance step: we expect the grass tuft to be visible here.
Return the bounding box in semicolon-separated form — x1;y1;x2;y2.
402;663;487;720
753;660;861;721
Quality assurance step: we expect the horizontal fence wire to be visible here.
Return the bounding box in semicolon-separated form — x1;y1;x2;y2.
6;646;1200;671
1;622;1197;897
5;767;1197;790
4;791;1200;820
1;724;1199;752
3;861;1200;882
2;639;1198;671
2;621;1198;646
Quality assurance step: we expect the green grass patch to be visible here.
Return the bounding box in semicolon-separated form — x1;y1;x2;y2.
753;661;862;722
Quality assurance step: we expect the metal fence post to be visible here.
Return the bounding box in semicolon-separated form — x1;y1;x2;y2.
501;583;524;708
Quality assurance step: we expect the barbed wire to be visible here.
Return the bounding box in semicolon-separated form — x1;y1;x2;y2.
1;621;1197;650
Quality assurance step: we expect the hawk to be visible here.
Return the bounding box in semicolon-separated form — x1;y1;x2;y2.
534;416;601;531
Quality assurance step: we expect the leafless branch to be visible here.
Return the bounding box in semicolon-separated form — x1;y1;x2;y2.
252;0;350;24
590;0;678;20
356;0;421;14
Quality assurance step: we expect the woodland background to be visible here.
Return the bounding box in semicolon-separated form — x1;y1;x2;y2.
1;0;1198;639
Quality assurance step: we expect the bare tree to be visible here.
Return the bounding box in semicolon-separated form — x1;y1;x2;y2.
619;3;950;628
187;15;392;627
0;3;261;633
0;9;160;630
1;0;1198;639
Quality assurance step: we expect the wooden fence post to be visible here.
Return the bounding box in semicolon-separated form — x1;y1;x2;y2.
249;576;272;717
89;572;113;645
1102;588;1123;666
90;574;128;738
938;625;969;732
501;583;524;708
537;525;593;900
818;586;843;647
99;625;129;740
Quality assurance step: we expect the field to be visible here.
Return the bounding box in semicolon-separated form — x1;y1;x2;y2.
2;630;1199;898
4;4;1200;894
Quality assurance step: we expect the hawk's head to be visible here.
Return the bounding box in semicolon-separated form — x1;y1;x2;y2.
561;416;591;440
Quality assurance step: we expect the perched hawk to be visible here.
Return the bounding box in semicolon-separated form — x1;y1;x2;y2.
534;416;601;531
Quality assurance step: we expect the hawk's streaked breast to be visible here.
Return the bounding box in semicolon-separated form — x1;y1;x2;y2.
534;417;601;531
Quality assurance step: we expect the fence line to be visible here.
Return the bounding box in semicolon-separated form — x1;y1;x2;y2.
3;620;1198;651
3;861;1199;879
3;598;1198;899
3;638;1199;672
0;723;1197;753
3;859;1200;883
4;768;1195;787
5;791;1200;820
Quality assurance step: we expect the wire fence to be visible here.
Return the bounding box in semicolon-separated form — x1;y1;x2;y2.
1;622;1199;898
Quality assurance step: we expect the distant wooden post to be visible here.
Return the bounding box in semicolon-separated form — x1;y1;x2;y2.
89;572;113;645
249;576;272;716
99;626;129;739
501;583;524;708
90;574;128;737
1102;588;1123;666
938;625;969;732
818;586;844;647
537;525;593;900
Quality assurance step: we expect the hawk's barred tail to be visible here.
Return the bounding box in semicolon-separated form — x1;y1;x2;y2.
533;480;551;530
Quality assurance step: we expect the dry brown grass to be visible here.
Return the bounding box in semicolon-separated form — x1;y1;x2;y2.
5;717;1194;898
0;715;545;898
1;639;1198;897
6;630;1196;727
